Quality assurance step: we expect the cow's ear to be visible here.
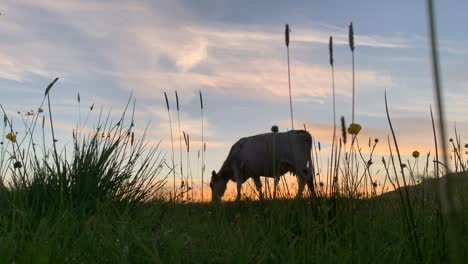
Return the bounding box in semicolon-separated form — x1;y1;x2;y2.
211;170;216;178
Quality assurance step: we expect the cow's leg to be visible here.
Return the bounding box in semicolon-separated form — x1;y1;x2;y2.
253;176;264;200
306;170;315;197
232;163;242;201
272;163;282;199
307;180;315;197
273;176;280;199
297;168;313;198
296;176;305;198
297;167;312;198
303;167;315;197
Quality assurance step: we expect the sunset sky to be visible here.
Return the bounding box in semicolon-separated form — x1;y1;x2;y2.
1;1;467;199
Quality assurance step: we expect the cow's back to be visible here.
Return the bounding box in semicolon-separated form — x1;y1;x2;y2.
232;130;312;178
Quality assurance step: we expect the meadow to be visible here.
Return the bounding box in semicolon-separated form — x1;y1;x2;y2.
1;3;468;263
1;71;467;264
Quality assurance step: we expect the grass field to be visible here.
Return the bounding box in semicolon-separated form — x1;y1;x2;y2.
1;179;467;263
1;69;467;263
1;84;468;263
2;92;467;263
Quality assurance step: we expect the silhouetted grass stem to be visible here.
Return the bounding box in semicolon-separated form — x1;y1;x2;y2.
427;0;461;261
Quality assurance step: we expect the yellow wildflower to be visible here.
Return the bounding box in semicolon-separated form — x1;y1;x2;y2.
412;151;420;158
6;132;16;143
347;123;362;135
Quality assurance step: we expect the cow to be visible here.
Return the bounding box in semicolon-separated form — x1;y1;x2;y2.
210;130;315;201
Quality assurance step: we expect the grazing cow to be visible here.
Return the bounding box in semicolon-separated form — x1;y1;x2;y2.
210;130;315;201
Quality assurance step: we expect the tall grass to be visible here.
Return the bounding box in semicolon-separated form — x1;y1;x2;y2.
328;36;339;198
183;131;193;200
285;24;294;130
384;91;422;260
164;92;176;199
0;79;165;217
175;91;184;197
426;0;462;261
199;90;205;201
349;22;355;123
430;106;440;178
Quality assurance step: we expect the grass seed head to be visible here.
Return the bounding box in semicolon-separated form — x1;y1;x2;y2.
164;92;170;111
199;90;203;110
341;116;347;144
44;77;59;96
285;24;290;47
349;22;355;52
13;161;22;169
329;36;334;66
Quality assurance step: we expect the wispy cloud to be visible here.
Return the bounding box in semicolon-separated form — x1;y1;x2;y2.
1;1;403;98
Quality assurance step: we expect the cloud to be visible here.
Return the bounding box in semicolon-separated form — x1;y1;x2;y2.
107;21;395;102
0;0;407;105
0;54;29;81
175;39;209;71
186;22;419;49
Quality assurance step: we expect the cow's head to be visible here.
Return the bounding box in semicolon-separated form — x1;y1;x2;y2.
210;170;228;202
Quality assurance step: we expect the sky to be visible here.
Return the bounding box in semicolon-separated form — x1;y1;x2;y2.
1;0;468;200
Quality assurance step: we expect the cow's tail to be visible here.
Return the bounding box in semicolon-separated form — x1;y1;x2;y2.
304;131;315;194
296;129;314;176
